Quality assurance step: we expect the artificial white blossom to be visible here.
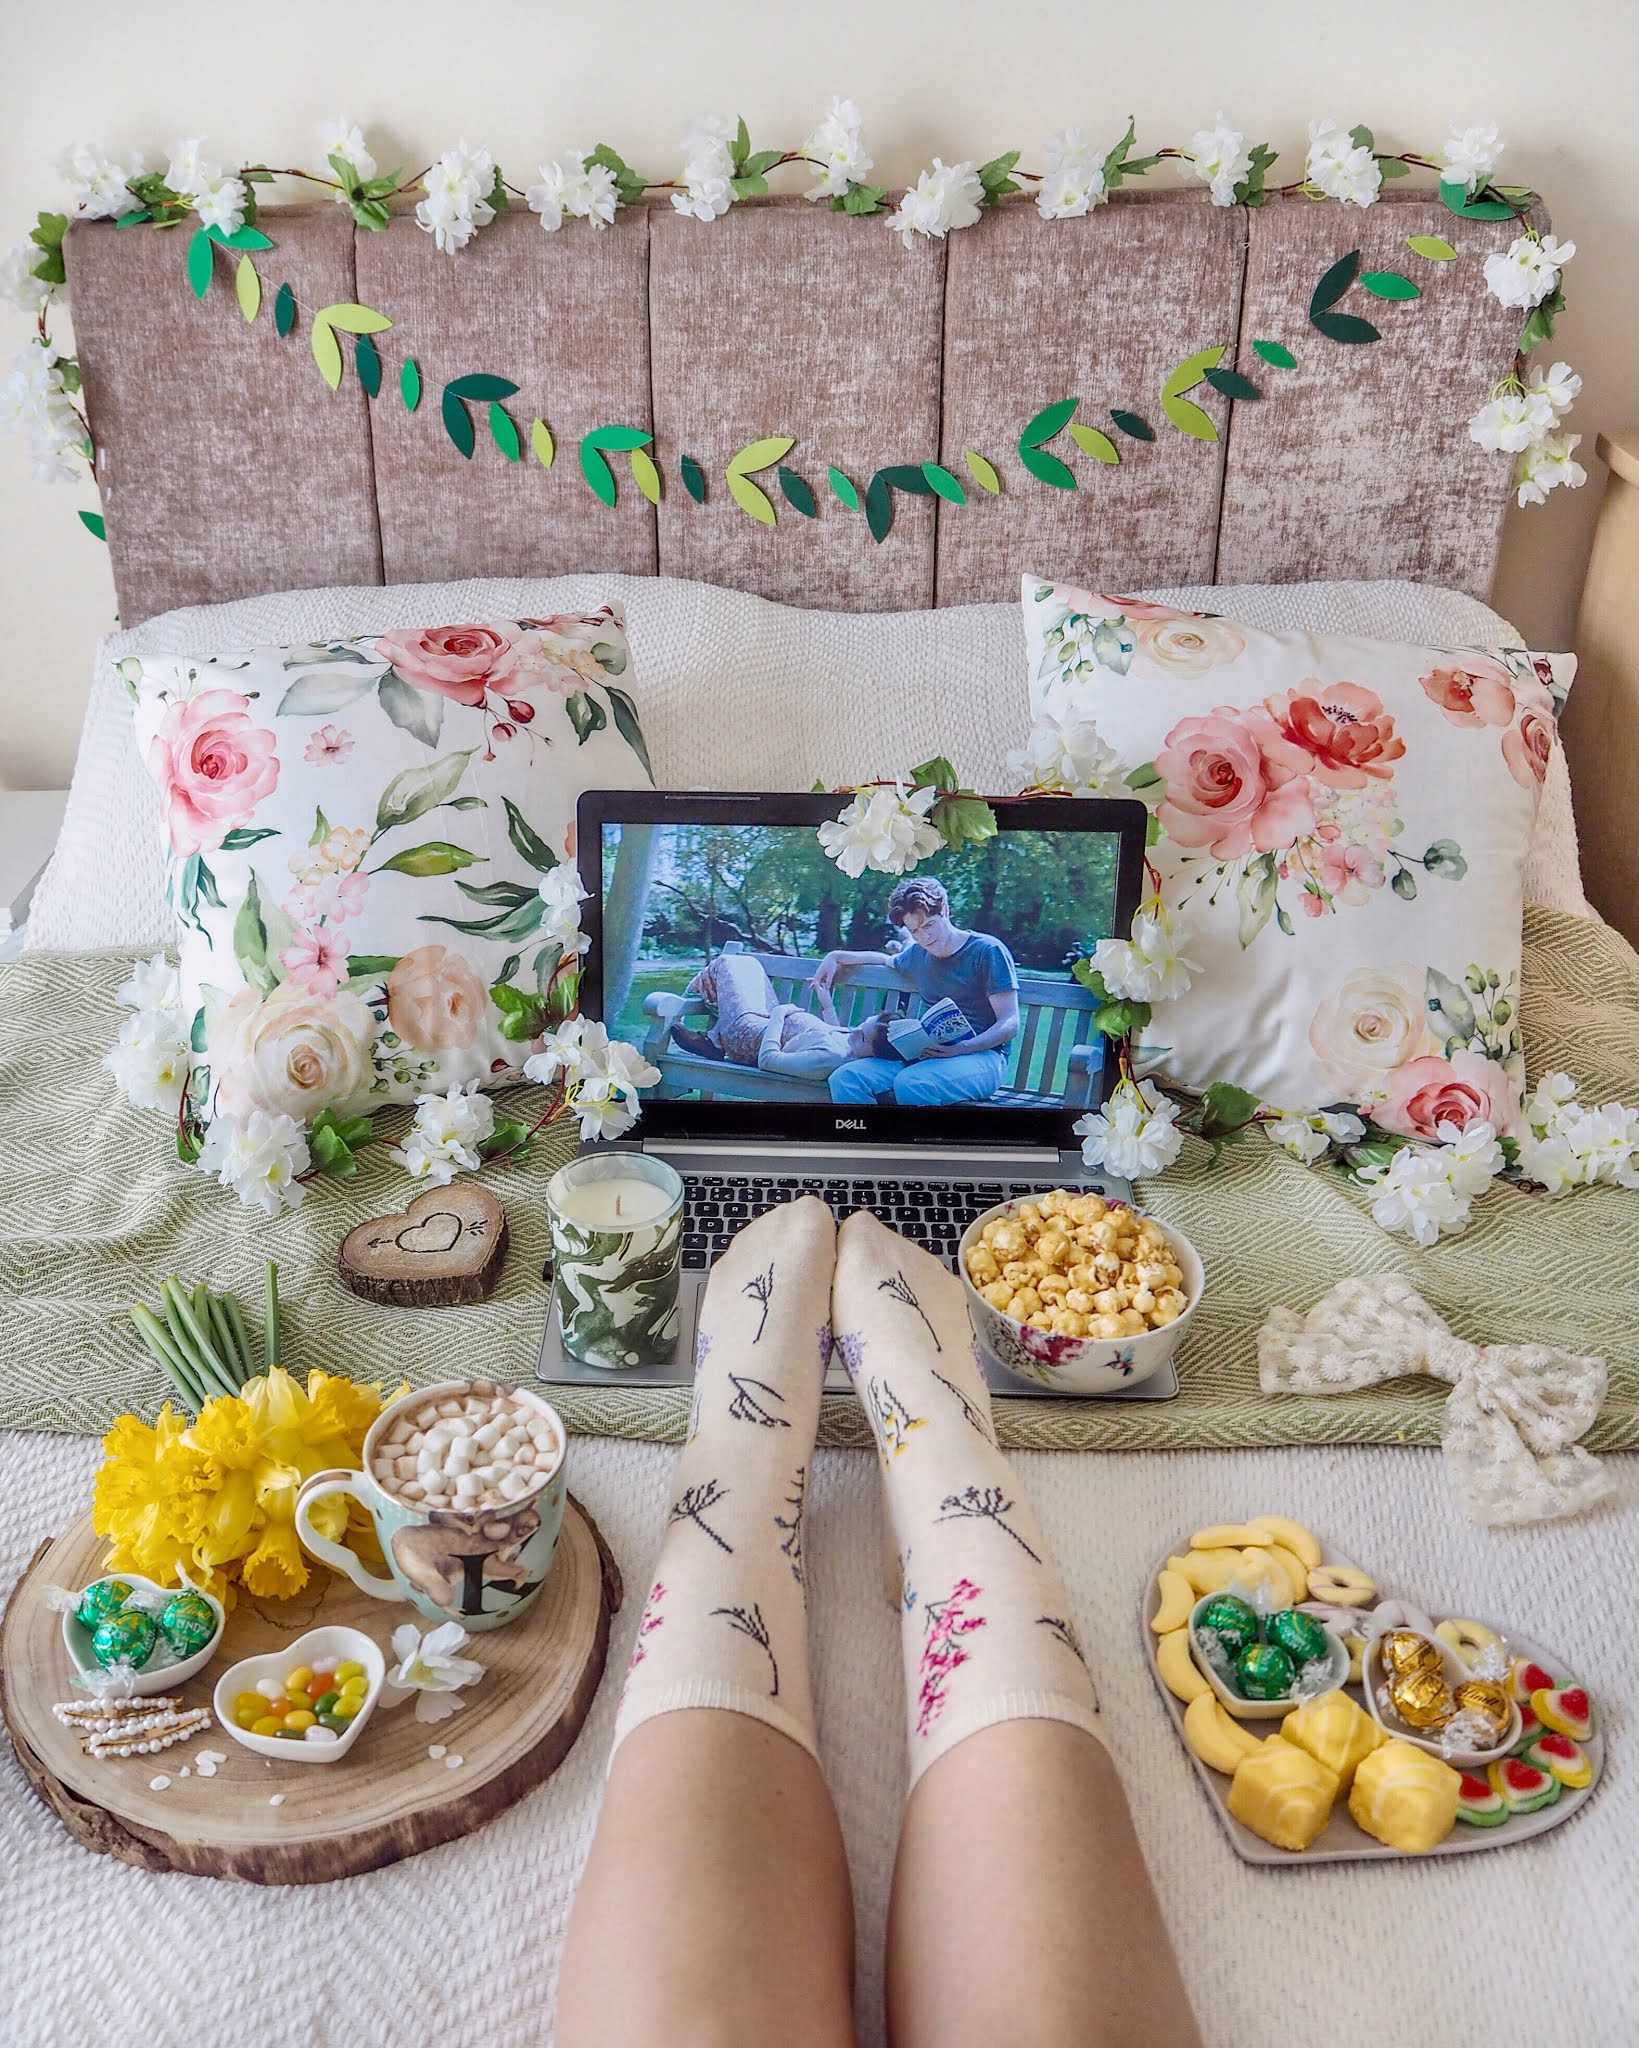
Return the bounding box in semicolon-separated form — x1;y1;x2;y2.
1034;129;1106;221
1090;909;1199;1004
1305;119;1381;208
523;1019;659;1144
319;118;377;188
1265;1114;1332;1165
1074;1077;1184;1179
196;1109;310;1217
1006;710;1125;796
672;116;737;222
116;951;181;1015
817;781;943;878
1483;232;1574;311
104;1012;190;1117
1467;387;1556;454
803;96;872;200
1435;1118;1506;1200
0;339;85;483
0;241;48;315
56;141;145;220
526;149;619;231
381;1620;486;1724
1440;122;1504;196
193;174;248;237
1362;1144;1471;1245
389;1081;495;1187
164;136;218;199
888;159;985;243
416;140;498;253
1185;112;1253;206
1518;1073;1639;1191
1515;432;1585;507
1522;359;1580;422
537;863;591;955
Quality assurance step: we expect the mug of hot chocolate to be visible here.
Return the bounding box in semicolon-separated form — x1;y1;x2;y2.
295;1380;568;1632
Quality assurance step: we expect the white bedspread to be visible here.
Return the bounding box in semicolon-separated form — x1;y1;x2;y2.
4;1428;1633;2047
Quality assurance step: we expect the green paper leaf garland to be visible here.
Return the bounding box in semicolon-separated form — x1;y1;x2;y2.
441;375;520;456
725;435;794;526
826;465;859;509
234;254;260;323
531;417;554;468
964;451;1001;493
311;318;344;391
1309;251;1360;318
401;357;421;412
1019;398;1079;449
444;373;517;401
1109;409;1155;440
1159;347;1226;442
630;446;662;503
489;402;520;460
921;461;967;503
579;440;615;505
1358;270;1421;299
1067;422;1120;463
274;282;296;336
1407;234;1459;262
1019;446;1077;487
1251;340;1297;369
78;508;106;541
864;469;893;542
1311;310;1381;344
355;332;382;396
186;227;213;299
1202;367;1261;401
778;465;818;516
680;454;707;502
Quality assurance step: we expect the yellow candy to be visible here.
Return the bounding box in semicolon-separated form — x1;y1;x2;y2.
285;1666;315;1692
1167;1549;1245;1597
252;1715;283;1736
284;1709;317;1730
235;1707;262;1729
1227;1737;1339;1852
1156;1626;1211;1704
234;1691;265;1717
334;1661;365;1682
1279;1689;1385;1792
332;1697;360;1720
339;1677;370;1699
1150;1569;1194;1634
1183;1693;1264;1774
1246;1515;1322;1571
1348;1739;1460;1853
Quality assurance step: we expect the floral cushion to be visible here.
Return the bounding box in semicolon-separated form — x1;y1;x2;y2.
1020;574;1574;1120
128;607;652;1133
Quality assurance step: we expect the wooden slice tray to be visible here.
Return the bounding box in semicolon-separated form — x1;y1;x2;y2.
1141;1539;1603;1866
0;1495;621;1885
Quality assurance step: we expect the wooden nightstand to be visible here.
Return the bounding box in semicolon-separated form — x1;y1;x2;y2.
1564;429;1639;942
0;789;68;956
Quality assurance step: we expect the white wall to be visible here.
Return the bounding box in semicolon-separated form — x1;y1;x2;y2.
2;0;1635;790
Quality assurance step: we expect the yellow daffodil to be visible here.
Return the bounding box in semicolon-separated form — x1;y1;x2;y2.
239;1515;310;1601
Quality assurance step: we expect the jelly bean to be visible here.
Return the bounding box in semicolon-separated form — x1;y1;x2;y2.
332;1699;359;1721
313;1691;340;1715
306;1679;330;1702
311;1657;338;1675
255;1677;283;1699
285;1666;315;1691
339;1676;369;1698
334;1661;365;1683
284;1709;316;1730
304;1725;340;1744
252;1715;283;1736
274;1727;305;1740
318;1713;349;1733
235;1707;262;1729
234;1691;264;1717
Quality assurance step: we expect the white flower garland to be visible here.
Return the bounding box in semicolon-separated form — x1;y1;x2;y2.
1;109;1583;516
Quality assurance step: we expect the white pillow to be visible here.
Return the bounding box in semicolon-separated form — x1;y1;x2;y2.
126;609;651;1131
1021;574;1578;1121
26;574;1590;953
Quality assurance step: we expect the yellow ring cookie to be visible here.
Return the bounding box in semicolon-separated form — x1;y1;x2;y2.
1156;1627;1211;1703
1306;1563;1376;1608
1434;1618;1502;1667
1150;1569;1194;1634
1184;1692;1264;1774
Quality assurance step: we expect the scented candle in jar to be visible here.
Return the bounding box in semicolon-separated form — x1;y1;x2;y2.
545;1152;684;1368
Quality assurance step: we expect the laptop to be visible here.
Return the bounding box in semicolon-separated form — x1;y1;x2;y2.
537;788;1163;1401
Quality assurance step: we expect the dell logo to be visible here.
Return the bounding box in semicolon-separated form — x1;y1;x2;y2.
834;1118;869;1131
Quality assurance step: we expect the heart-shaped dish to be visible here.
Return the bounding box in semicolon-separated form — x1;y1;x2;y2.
62;1572;225;1696
212;1624;387;1764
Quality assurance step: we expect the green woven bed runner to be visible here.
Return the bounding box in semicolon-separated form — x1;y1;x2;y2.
1;906;1634;1451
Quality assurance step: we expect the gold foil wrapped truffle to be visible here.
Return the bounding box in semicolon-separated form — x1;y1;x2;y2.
1380;1629;1443;1680
1388;1667;1455;1731
1452;1678;1512;1741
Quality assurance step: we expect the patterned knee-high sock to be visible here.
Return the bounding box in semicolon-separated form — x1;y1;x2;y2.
832;1210;1105;1788
611;1196;835;1765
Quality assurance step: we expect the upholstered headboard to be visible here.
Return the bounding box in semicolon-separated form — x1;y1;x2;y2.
67;188;1535;624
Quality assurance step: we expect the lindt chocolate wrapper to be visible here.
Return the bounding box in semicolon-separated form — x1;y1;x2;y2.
1236;1643;1297;1700
1453;1678;1512;1739
90;1609;158;1670
1197;1594;1259;1659
1264;1610;1331;1666
1389;1666;1454;1729
74;1579;133;1632
158;1590;217;1658
1381;1629;1443;1679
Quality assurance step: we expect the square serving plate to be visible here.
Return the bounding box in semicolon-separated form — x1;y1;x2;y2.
1140;1542;1604;1866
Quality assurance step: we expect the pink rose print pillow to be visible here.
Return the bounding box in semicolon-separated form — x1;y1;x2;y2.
129;607;652;1135
1020;575;1576;1119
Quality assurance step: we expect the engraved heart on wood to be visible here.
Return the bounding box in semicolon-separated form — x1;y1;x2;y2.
339;1184;509;1308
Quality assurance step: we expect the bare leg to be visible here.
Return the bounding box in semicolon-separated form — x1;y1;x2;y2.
887;1719;1200;2048
559;1709;855;2048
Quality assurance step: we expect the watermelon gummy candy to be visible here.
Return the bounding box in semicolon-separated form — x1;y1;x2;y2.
1455;1771;1509;1828
1526;1732;1593;1789
1489;1756;1560;1814
1532;1686;1593;1741
1510;1657;1558;1703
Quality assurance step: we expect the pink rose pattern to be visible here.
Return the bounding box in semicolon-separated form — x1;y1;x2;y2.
147;689;280;856
1314;959;1525;1132
373;607;623;753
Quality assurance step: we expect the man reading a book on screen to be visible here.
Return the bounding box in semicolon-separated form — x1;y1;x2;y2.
816;876;1021;1107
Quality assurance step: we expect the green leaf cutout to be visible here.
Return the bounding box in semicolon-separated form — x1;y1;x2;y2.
1202;368;1261;401
1161;346;1226;400
1109;409;1155;440
580;441;615;505
1358;270;1421;300
311;319;344;391
208;224;273;251
1441;179;1518;221
1309;251;1361;318
1251;340;1297;369
531;418;554;468
1067;423;1120;464
964;451;1000;493
234;254;260;323
725;436;795;527
778;466;818;517
921;461;966;503
78;509;106;542
503;797;557;872
827;465;859;509
355;332;382;397
630;447;662;504
1311;311;1381;345
585;423;653;451
864;470;893;542
1407;235;1459;262
401;357;420;412
374;840;483;879
186;227;213;299
489;403;521;461
680;454;707;502
1019;446;1077;488
881;464;932;495
1020;398;1079;449
274;283;296;336
318;303;392;336
1161;394;1218;442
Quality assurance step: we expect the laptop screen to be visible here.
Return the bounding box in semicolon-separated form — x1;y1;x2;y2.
578;791;1148;1151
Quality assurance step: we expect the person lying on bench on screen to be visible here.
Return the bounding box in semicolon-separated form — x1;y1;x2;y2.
816;877;1020;1107
671;951;891;1078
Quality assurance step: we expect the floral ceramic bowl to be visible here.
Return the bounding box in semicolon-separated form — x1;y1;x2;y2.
957;1200;1204;1396
61;1571;226;1697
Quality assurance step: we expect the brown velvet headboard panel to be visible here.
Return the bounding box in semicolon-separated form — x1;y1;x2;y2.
67;188;1535;625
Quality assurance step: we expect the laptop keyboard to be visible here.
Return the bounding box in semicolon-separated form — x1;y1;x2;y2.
681;1175;1072;1270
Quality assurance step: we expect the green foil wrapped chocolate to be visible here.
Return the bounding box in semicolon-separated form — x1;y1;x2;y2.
1196;1594;1259;1658
1235;1642;1297;1700
74;1579;134;1632
158;1590;217;1658
1262;1609;1331;1666
90;1609;158;1670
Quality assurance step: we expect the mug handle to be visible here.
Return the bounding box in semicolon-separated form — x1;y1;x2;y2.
294;1468;405;1602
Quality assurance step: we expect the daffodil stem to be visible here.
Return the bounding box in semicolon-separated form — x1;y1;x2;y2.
221;1292;256;1382
204;1292;242;1388
163;1280;239;1403
131;1304;208;1415
264;1262;281;1372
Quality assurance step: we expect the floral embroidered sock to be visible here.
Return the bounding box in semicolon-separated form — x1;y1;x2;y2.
832;1210;1105;1788
611;1196;836;1767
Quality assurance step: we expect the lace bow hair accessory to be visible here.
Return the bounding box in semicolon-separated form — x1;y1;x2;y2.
1258;1274;1611;1529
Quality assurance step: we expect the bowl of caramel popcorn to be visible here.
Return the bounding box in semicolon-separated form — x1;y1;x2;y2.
958;1189;1203;1393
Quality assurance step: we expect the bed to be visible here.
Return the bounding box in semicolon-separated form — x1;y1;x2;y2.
3;192;1636;2047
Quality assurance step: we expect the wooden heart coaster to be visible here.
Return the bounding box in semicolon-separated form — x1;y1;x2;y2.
339;1184;509;1307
